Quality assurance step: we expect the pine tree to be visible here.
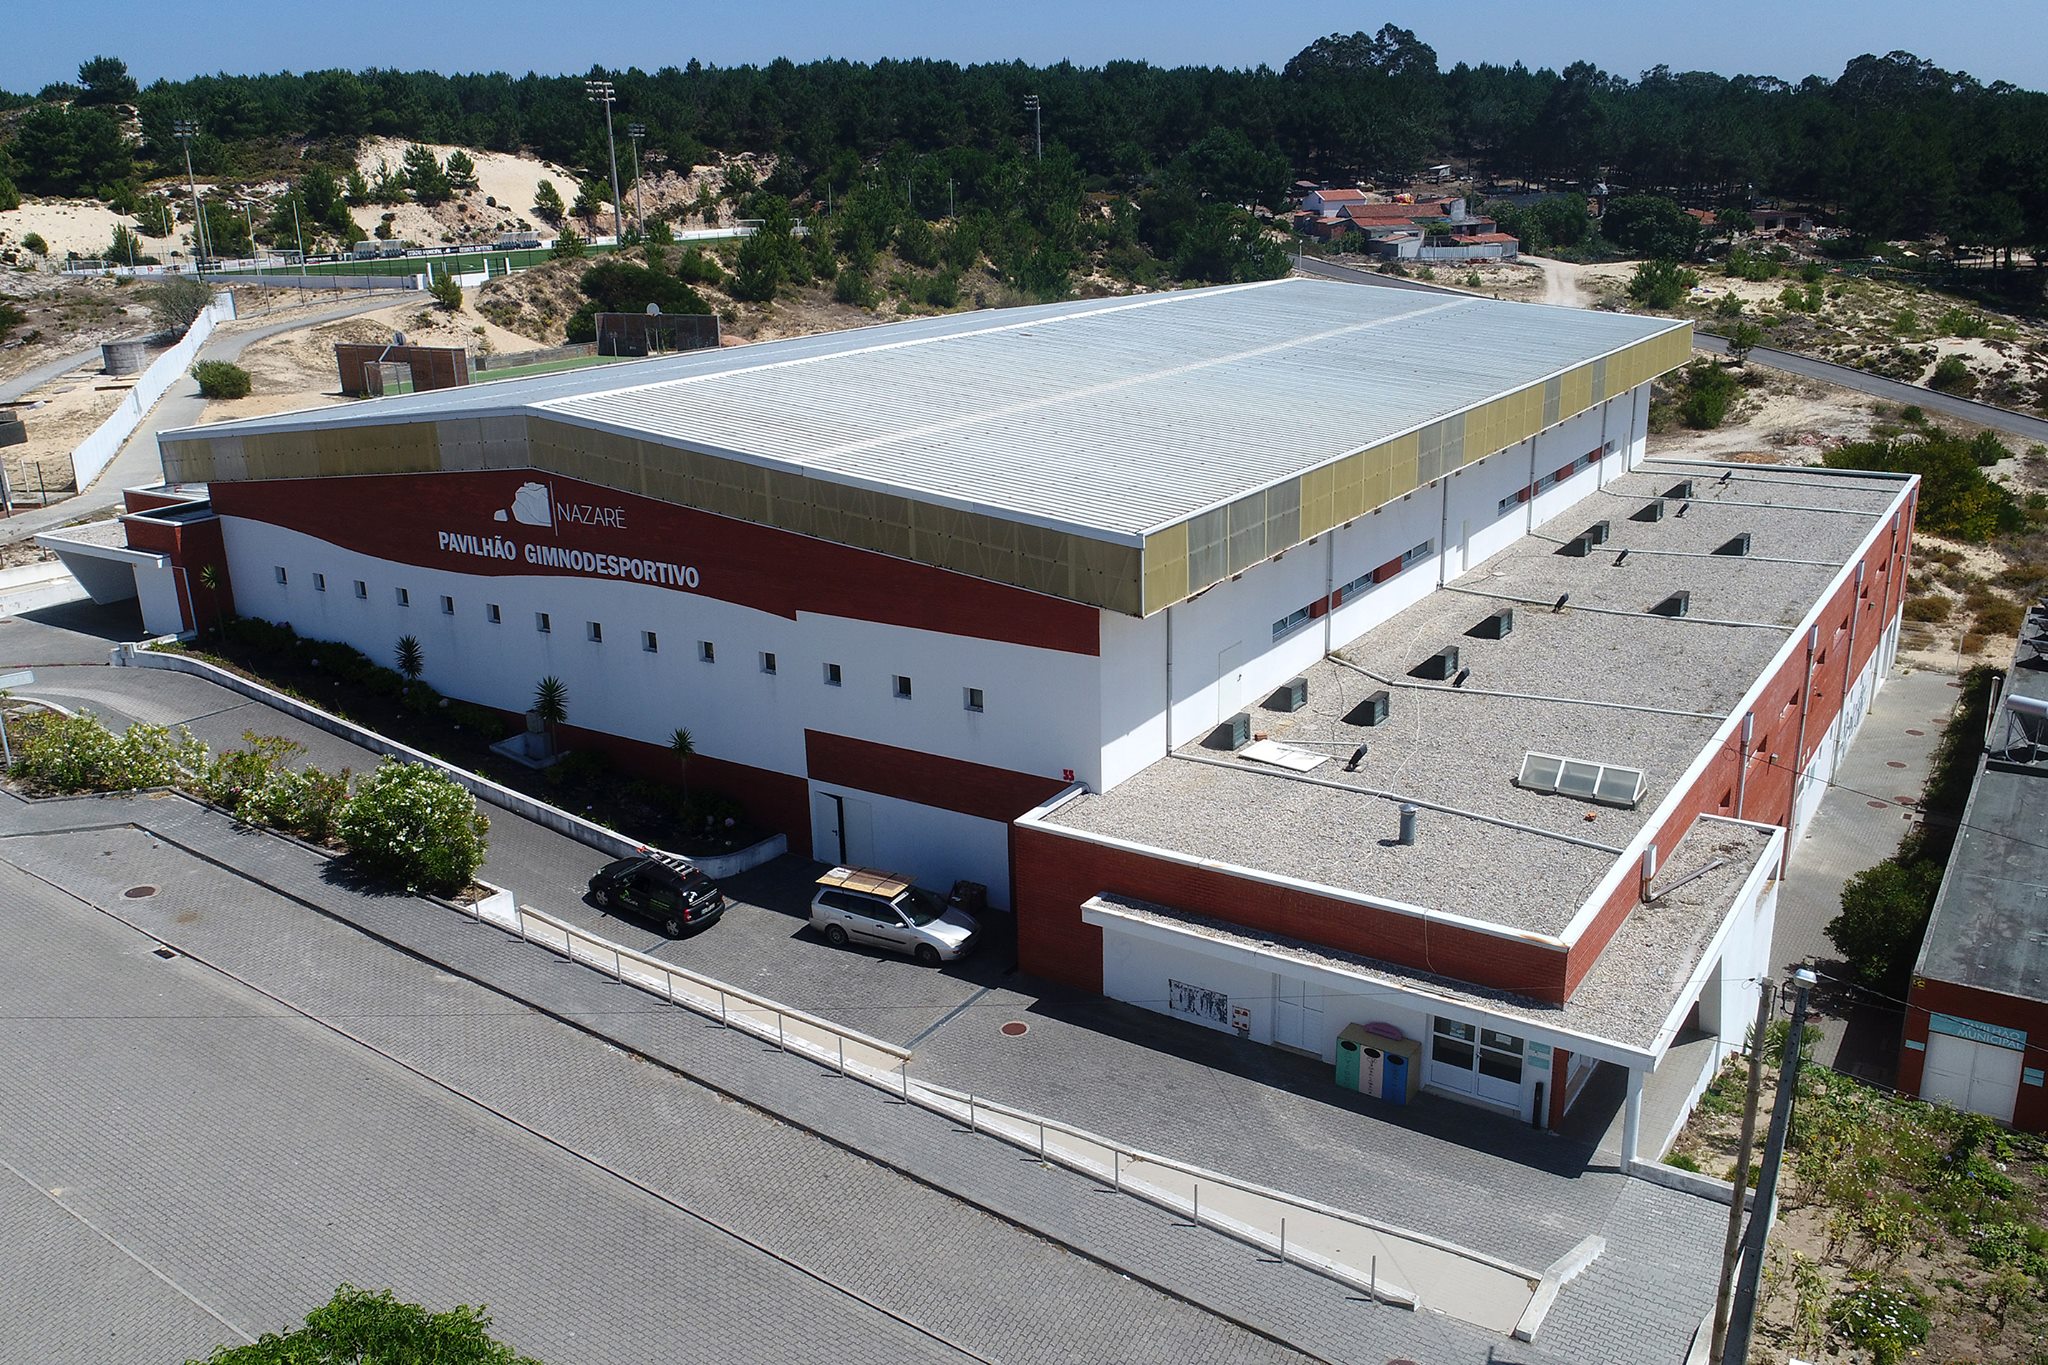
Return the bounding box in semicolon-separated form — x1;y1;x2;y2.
444;150;478;191
532;179;565;226
403;143;450;205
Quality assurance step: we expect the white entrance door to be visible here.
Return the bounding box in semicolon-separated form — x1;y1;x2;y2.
1272;975;1323;1054
1923;1033;2023;1123
1216;642;1244;722
1429;1017;1527;1107
809;790;875;866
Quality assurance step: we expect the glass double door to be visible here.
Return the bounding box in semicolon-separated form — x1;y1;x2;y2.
1428;1017;1526;1107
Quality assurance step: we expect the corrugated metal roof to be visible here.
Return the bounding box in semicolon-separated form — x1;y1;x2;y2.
175;278;1682;542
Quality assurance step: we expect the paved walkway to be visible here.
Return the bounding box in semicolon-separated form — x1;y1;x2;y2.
0;291;418;545
0;609;1731;1364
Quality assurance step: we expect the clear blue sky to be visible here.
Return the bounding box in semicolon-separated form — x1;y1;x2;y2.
7;0;2046;93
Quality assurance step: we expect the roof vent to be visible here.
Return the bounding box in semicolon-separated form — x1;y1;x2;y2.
1632;499;1666;523
1665;479;1694;500
1715;533;1752;557
1582;519;1612;546
1412;645;1460;681
1468;607;1514;640
1345;690;1391;727
1207;712;1252;751
1650;591;1692;618
1266;677;1309;712
1559;535;1594;558
1517;750;1648;808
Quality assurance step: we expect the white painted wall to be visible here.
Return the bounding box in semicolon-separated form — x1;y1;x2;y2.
807;781;1011;908
222;516;1099;792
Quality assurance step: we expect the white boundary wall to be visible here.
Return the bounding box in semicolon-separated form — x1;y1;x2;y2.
70;292;236;490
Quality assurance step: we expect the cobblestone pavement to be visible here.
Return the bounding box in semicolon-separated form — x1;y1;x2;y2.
0;831;1309;1365
2;639;1732;1363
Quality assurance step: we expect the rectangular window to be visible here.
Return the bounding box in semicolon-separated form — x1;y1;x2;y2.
824;662;843;687
487;603;502;624
396;587;410;607
893;674;913;700
536;612;551;634
642;630;658;653
964;687;985;713
440;595;454;615
1271;605;1313;641
313;572;327;592
699;641;715;663
586;621;602;643
353;580;367;599
760;651;777;675
1402;539;1434;568
1337;570;1376;602
273;566;288;585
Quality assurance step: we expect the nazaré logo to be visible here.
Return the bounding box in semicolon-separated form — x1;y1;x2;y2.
494;481;554;529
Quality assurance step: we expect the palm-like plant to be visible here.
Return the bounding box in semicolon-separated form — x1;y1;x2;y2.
395;634;424;681
194;563;224;637
534;675;568;751
669;726;695;800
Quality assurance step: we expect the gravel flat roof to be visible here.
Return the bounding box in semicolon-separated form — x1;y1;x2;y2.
1046;463;1905;937
1089;819;1776;1056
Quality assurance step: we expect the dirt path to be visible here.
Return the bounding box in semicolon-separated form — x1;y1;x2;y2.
1522;255;1591;308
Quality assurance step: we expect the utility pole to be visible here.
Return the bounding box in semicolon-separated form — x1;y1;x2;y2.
172;119;208;271
1710;978;1776;1364
1724;968;1817;1365
627;123;646;234
289;197;305;296
243;200;261;288
1023;94;1041;161
585;78;624;244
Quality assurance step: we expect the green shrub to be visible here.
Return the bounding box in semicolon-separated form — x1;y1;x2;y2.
148;276;213;333
428;270;463;311
192;361;252;399
335;759;489;895
1936;307;1987;339
196;731;350;842
21;232;48;257
11;713;205;793
1626;259;1699;310
1826;1278;1929;1365
1901;594;1952;623
1929;355;1976;395
1823;431;2020;541
192;1283;540;1365
834;269;877;307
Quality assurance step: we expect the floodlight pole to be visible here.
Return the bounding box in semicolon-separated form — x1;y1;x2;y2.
289;197;305;295
243;200;260;287
173;119;208;271
587;79;624;244
627;124;646;233
1023;95;1041;161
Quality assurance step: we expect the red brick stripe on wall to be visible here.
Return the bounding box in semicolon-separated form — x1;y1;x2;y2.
1013;821;1572;1002
210;472;1101;656
805;730;1068;826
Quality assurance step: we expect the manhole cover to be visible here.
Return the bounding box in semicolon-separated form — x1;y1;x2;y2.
122;885;159;899
1000;1021;1030;1037
1886;761;1908;769
1905;728;1925;736
1866;800;1888;809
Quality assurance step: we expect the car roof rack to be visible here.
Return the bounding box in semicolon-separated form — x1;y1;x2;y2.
816;865;913;898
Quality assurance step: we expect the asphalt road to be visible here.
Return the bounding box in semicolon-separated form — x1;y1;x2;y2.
0;290;421;545
1295;254;2048;445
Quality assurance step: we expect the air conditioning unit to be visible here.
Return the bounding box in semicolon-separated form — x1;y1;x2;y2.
1207;711;1252;750
1345;690;1391;727
1267;677;1309;712
1715;533;1752;557
1582;519;1611;546
1665;479;1694;500
1469;607;1514;640
1632;499;1666;523
1651;591;1692;618
1412;645;1460;681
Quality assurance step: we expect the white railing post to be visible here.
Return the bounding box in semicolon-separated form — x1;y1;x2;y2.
1193;1183;1200;1227
718;989;727;1025
1280;1216;1287;1265
777;1012;785;1051
1113;1149;1120;1190
837;1036;845;1075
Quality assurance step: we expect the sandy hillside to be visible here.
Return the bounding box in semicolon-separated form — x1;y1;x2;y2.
1;360;153;497
0;198;195;264
351;137;580;247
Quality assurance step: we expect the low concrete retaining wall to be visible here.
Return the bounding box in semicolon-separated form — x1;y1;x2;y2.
1626;1156;1754;1209
115;642;787;877
70;293;236;490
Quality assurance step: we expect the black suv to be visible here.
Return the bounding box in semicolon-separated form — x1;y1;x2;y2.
586;853;726;936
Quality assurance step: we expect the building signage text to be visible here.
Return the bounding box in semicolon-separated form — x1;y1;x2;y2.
436;530;700;589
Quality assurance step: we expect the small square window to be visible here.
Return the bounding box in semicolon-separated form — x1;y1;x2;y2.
699;641;716;663
964;687;985;713
893;675;913;700
761;651;777;675
642;630;659;653
487;603;502;624
273;566;288;585
536;612;551;634
440;595;454;615
587;621;602;643
353;580;368;599
313;573;327;592
824;662;842;687
396;587;410;607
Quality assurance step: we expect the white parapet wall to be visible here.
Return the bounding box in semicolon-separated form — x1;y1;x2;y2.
69;293;237;491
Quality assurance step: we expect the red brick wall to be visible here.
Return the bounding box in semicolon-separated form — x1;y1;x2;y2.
1013;819;1572;1001
1901;976;2048;1134
804;730;1068;827
551;718;812;850
122;513;234;633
